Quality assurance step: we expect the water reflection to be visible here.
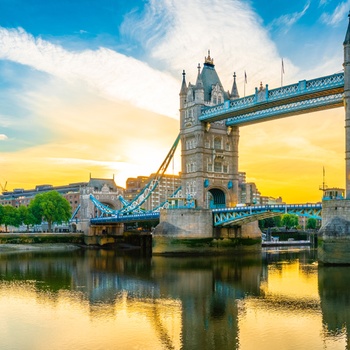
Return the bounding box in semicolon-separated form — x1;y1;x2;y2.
319;266;350;348
0;247;348;349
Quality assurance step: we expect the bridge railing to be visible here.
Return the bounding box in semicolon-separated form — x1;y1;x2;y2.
199;72;344;120
212;203;322;212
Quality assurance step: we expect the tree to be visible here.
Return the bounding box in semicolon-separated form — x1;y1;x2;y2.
28;191;71;232
2;205;20;232
0;205;4;231
281;214;299;229
273;216;282;227
259;216;282;230
18;205;37;232
306;217;317;230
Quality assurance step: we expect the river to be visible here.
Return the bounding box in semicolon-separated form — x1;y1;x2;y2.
0;245;348;350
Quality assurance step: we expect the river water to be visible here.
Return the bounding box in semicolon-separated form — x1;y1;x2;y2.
0;245;348;350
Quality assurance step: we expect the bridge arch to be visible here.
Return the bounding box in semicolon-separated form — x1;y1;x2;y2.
207;187;227;209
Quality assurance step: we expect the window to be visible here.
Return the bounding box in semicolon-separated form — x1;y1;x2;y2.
214;137;222;150
187;161;196;173
214;161;222;172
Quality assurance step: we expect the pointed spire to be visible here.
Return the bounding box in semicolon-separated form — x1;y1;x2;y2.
344;11;350;45
180;69;187;95
230;72;239;99
195;63;204;89
204;50;214;67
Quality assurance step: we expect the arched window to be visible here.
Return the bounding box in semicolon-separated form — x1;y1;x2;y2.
214;137;222;150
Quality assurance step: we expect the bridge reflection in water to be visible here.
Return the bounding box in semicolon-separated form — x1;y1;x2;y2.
0;248;348;349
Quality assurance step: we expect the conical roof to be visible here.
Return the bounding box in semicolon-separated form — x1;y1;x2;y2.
230;72;239;99
200;51;229;101
179;70;187;95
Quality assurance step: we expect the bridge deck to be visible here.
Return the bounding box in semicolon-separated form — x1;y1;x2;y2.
199;73;344;126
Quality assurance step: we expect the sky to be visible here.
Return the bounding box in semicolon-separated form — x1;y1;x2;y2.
0;0;349;203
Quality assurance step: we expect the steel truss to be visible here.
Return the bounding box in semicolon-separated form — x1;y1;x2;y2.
89;134;181;217
213;203;322;226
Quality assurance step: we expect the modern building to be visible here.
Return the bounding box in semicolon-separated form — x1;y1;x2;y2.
125;173;181;211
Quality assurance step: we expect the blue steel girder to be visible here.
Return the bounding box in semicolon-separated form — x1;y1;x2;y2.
213;204;322;227
226;93;343;126
89;194;117;216
70;204;81;221
119;134;180;214
152;186;182;212
90;212;160;225
199;72;344;126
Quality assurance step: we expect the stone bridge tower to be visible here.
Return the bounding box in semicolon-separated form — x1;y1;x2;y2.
179;52;240;209
318;14;350;264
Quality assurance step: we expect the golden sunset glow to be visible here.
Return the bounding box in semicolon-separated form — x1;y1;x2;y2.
0;1;348;204
0;281;182;350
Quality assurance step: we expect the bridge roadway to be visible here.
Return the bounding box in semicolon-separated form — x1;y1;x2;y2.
90;203;322;227
199;72;344;126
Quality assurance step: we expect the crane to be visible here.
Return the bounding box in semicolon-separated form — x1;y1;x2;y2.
0;181;7;193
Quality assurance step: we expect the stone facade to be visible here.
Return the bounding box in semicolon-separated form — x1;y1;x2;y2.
179;53;240;209
318;16;350;264
318;200;350;264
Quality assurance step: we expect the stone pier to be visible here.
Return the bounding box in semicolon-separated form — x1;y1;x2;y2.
152;209;261;255
318;199;350;264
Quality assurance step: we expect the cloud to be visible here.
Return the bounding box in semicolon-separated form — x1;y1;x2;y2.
319;0;330;5
121;0;298;94
267;2;310;34
0;26;180;118
320;1;350;26
0;134;8;141
0;114;13;127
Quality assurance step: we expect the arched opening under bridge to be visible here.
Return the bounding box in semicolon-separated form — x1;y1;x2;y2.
208;188;226;209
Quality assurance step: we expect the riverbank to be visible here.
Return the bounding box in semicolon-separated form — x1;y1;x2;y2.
0;232;84;245
0;243;82;252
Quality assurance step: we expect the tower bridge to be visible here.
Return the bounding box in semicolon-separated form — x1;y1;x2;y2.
87;15;350;260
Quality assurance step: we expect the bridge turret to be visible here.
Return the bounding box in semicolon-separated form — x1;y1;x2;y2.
195;63;204;103
230;72;240;100
343;12;350;198
179;51;240;209
179;70;187;109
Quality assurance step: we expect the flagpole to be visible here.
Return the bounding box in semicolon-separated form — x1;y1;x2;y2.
244;70;247;97
281;58;284;87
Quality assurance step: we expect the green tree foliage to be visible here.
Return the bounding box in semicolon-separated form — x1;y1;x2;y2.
273;216;282;227
17;205;37;232
28;191;71;232
259;216;282;230
306;217;317;230
281;214;299;229
2;205;20;232
0;205;4;231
